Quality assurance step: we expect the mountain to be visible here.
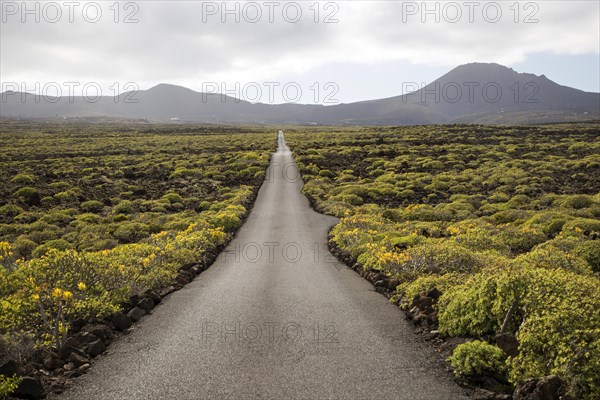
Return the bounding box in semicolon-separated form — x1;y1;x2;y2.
1;63;598;124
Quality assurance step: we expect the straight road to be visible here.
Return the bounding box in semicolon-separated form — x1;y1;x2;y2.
54;131;469;400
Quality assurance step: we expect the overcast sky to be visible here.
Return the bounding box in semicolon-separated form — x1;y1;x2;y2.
1;0;598;104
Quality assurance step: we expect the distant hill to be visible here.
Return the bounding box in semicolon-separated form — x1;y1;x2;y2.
1;63;598;124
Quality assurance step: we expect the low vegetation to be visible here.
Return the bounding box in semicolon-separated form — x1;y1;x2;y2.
285;124;600;399
0;120;274;394
2;121;598;398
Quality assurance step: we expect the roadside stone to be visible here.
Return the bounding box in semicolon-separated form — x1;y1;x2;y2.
179;262;198;271
64;370;82;379
67;351;89;367
439;337;472;355
413;311;429;324
411;294;435;310
19;363;37;376
84;339;106;357
127;306;146;322
42;354;62;370
78;363;91;372
81;323;113;343
495;332;519;357
0;355;18;376
469;375;510;393
537;376;565;399
46;377;67;394
59;345;88;361
473;388;512;400
70;318;86;333
368;272;385;283
513;375;564;400
425;310;439;326
143;289;162;305
176;271;192;285
129;294;139;307
13;376;44;400
137;297;155;313
112;312;132;331
65;332;98;349
425;287;442;299
158;286;177;298
385;278;400;290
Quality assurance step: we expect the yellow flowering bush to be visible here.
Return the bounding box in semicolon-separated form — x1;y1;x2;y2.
439;264;600;398
286;126;600;397
0;123;274;371
0;242;16;271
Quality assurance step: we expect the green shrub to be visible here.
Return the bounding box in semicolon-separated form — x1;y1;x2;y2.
439;265;600;398
557;195;595;210
113;222;150;243
119;191;134;199
524;212;573;237
331;193;364;206
85;238;118;251
574;241;600;273
318;169;335;178
488;192;510;203
492;210;531;224
389;234;425;250
499;226;547;254
447;221;510;254
516;246;592;275
169;168;202;180
80;200;104;213
395;272;467;309
27;229;59;244
438;270;500;337
506;195;530;209
403;204;453;222
113;200;134;215
209;207;243;232
448;340;507;377
53;190;78;203
75;213;102;224
112;214;128;223
14;187;40;205
562;218;600;237
0;204;23;219
12;236;37;258
509;269;600;399
39;211;73;227
48;181;70;191
162;192;183;204
32;239;75;258
10;173;35;185
359;239;489;280
14;211;40;224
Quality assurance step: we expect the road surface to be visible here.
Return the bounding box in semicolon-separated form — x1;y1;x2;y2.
54;131;469;400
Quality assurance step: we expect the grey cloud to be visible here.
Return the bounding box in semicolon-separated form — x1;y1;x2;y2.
1;0;598;94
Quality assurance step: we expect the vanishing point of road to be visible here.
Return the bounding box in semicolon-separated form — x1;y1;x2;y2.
53;132;470;400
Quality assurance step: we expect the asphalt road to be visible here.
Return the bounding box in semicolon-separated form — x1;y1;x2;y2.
54;131;470;400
